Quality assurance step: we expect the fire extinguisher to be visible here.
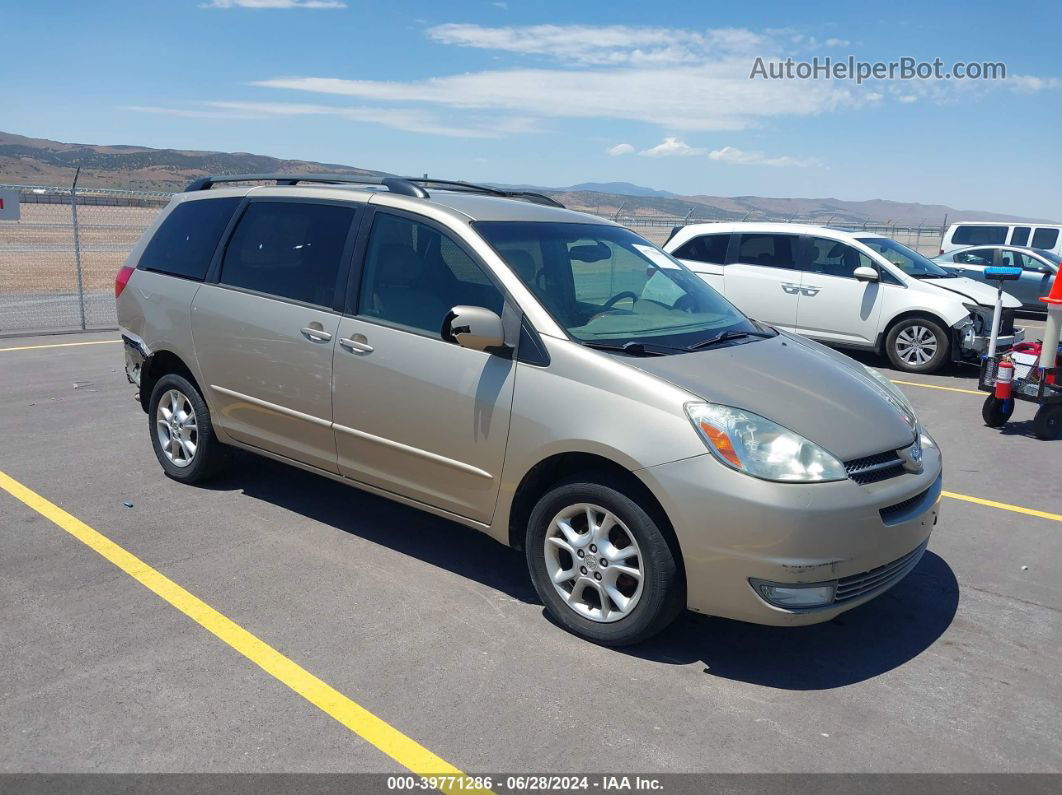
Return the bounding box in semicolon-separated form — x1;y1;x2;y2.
995;357;1014;400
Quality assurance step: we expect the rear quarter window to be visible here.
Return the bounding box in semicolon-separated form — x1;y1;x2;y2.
139;197;241;280
1031;228;1060;250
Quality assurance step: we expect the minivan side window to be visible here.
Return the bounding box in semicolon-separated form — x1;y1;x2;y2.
1009;226;1031;247
1032;228;1060;250
139;197;240;281
358;213;504;336
672;233;731;265
805;237;874;278
219;202;356;308
952;225;1008;246
734;234;799;270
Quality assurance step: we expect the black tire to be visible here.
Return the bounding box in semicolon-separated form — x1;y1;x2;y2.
982;395;1014;428
525;477;684;646
148;373;228;483
885;316;950;373
1032;405;1062;441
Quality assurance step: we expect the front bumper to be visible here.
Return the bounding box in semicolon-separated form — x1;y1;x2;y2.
636;441;943;626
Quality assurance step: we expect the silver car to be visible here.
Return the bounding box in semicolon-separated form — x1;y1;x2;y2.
932;245;1060;311
116;174;943;646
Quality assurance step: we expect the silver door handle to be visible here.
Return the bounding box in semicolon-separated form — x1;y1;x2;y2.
801;285;821;296
340;337;374;353
781;283;801;294
301;326;333;342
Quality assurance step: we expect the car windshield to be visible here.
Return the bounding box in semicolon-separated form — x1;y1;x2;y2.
475;221;762;350
860;237;953;278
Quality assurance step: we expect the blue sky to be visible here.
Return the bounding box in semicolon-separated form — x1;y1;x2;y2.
3;0;1061;218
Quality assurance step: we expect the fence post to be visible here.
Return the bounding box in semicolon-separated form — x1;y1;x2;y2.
70;167;87;330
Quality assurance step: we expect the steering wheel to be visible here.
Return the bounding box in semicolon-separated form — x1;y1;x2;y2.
601;291;639;310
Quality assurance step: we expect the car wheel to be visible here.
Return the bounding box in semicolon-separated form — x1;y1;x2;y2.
526;477;683;646
886;317;950;373
981;395;1014;428
148;373;228;483
1032;404;1062;441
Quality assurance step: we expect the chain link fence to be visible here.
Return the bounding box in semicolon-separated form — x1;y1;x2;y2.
0;185;169;336
0;183;946;337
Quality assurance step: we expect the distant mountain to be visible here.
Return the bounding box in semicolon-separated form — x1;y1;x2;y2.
495;181;675;198
0;130;383;192
0;131;1051;225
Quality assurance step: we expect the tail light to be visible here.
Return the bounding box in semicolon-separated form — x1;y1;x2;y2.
115;265;135;299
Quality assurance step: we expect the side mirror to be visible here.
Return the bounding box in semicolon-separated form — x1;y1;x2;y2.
853;266;879;282
445;305;507;352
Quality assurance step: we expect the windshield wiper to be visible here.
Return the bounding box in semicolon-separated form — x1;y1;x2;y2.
686;329;774;351
913;272;955;279
583;340;681;356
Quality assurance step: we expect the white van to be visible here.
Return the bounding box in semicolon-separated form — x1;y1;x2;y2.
941;222;1062;257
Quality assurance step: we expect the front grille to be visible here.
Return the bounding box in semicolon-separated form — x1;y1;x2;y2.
834;541;927;603
845;451;905;484
879;486;932;524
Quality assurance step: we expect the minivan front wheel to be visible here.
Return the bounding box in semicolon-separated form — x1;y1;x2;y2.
885;317;949;373
148;374;227;483
526;479;683;646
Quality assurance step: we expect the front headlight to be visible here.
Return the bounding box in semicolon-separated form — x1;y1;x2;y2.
685;403;847;482
862;364;918;429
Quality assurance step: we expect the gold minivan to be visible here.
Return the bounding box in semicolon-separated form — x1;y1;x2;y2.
118;175;942;646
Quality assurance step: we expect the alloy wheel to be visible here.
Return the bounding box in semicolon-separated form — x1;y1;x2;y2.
543;503;644;623
155;388;198;468
895;325;938;367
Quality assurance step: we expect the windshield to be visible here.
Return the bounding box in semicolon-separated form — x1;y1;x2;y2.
476;221;760;349
859;237;952;277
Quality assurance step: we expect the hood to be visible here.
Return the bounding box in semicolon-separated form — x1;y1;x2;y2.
620;333;915;462
923;276;1022;308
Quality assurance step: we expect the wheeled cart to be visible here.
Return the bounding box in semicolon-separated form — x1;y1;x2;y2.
979;356;1062;440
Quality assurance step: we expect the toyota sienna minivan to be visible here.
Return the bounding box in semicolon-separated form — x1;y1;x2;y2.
116;174;943;646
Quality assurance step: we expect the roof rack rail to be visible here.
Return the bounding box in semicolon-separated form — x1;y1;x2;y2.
183;173;564;208
184;173;428;198
405;178;565;208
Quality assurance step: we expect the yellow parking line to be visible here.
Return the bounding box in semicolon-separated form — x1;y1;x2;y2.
890;379;983;396
0;469;484;792
943;490;1062;522
0;339;121;353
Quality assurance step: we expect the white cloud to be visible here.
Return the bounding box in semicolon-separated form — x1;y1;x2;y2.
639;137;705;157
606;143;634;156
708;146;819;167
426;23;766;66
125;101;519;137
201;0;346;8
252;63;860;132
824;38;851;47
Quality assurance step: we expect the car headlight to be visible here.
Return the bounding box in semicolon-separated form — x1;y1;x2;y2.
861;364;918;430
685;403;846;482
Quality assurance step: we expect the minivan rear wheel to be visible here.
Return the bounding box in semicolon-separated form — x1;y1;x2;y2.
148;374;228;483
885;317;950;373
526;478;683;646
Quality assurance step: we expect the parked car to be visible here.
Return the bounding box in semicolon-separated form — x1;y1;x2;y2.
931;245;1060;312
117;175;941;646
941;221;1062;257
663;222;1024;373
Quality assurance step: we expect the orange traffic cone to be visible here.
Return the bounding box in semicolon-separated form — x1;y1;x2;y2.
1039;270;1062;370
1042;269;1062;305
